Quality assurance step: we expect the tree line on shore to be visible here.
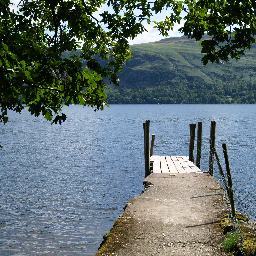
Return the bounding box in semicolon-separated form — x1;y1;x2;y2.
106;83;256;104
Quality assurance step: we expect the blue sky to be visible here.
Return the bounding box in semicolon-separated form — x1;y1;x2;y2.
10;0;183;45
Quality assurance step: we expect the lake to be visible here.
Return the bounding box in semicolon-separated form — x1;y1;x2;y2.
0;104;255;255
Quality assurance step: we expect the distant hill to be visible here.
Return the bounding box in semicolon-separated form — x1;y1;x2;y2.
106;36;256;104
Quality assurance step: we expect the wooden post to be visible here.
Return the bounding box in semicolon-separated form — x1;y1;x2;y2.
196;121;202;168
143;122;146;159
144;120;151;177
189;124;196;162
222;143;236;219
150;134;155;157
214;148;228;191
209;121;216;176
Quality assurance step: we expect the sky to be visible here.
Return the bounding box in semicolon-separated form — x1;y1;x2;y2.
10;0;183;45
128;22;183;45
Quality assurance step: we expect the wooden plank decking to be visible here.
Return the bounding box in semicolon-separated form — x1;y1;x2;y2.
150;155;202;174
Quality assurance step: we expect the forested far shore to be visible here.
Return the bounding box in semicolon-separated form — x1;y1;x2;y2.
105;83;256;104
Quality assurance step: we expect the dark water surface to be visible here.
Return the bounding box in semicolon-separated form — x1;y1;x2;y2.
0;104;255;255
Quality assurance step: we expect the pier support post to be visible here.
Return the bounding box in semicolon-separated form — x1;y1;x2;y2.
196;121;202;168
144;120;151;177
150;134;155;157
222;143;236;219
189;124;196;162
209;121;216;176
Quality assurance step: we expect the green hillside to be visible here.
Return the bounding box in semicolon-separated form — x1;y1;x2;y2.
106;36;256;104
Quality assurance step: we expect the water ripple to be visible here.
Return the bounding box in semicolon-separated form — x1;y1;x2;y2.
0;104;255;255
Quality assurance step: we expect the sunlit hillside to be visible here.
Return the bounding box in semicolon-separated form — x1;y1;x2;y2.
106;36;256;104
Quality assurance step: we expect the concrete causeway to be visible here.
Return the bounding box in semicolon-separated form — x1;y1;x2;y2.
95;172;228;255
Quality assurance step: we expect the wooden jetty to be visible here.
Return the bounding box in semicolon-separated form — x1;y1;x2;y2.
144;120;205;177
150;155;202;174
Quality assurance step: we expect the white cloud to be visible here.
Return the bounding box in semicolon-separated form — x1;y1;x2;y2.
9;0;21;12
128;21;184;45
10;0;20;4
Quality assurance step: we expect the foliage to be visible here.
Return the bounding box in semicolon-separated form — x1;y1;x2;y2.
220;214;256;256
2;0;256;123
154;0;256;65
0;0;147;123
222;231;242;253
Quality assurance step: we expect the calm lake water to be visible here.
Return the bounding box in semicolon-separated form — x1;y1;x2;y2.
0;104;255;255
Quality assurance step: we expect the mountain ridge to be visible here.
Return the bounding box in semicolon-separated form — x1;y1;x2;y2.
105;36;256;104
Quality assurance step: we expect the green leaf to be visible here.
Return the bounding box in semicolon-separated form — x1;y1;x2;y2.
45;110;53;121
20;60;26;69
2;43;8;51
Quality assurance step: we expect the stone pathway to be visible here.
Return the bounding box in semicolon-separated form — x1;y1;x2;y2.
95;173;228;256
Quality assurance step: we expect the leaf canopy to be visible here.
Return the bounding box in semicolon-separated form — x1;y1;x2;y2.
1;0;256;123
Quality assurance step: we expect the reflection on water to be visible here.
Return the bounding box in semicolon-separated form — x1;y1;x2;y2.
0;104;255;255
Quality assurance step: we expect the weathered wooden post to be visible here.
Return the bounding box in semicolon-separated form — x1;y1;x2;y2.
196;121;202;168
144;120;151;177
214;148;228;192
209;121;216;175
222;143;236;219
150;134;155;157
189;124;196;162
